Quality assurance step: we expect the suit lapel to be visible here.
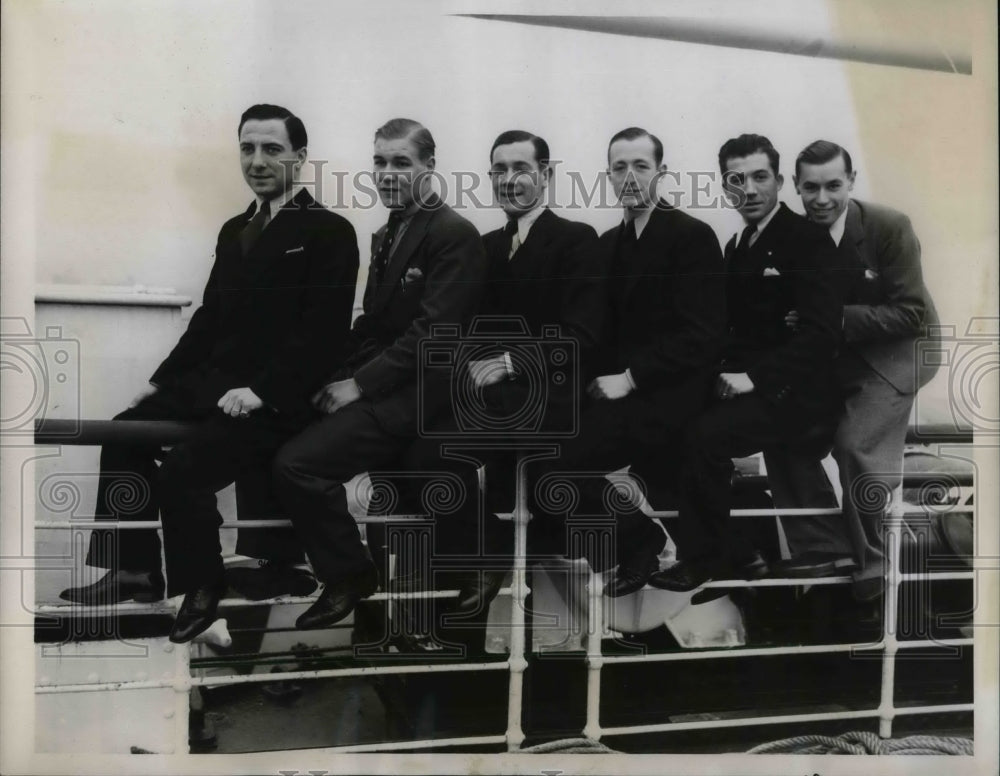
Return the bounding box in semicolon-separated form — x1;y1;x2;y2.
623;204;675;299
508;208;556;272
239;190;314;276
844;199;869;269
370;196;437;311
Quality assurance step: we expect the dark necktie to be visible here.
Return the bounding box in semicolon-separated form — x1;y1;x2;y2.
503;218;519;260
240;200;271;257
373;211;404;283
736;223;756;253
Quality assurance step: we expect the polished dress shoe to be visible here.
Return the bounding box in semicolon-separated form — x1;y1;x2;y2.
169;582;226;643
770;552;856;579
454;569;508;615
226;563;318;600
59;569;165;604
605;553;660;598
648;560;714;592
296;566;378;630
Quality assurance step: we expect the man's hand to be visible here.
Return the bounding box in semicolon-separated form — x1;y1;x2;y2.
467;357;509;390
128;383;160;409
218;387;264;417
311;378;362;415
715;372;754;400
784;309;800;330
586;372;634;401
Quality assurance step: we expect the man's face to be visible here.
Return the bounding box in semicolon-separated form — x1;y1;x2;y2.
608;136;665;210
239;119;304;200
794;155;856;226
490;140;549;216
723;151;783;225
373;135;435;211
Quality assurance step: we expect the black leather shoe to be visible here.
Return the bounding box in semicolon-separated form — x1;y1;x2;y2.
454;569;508;615
606;553;660;598
296;566;379;630
648;560;714;592
226;563;318;600
60;569;165;604
771;552;856;579
169;583;225;643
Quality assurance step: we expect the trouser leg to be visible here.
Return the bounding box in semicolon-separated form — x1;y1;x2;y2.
158;411;303;596
272;401;410;586
833;372;913;595
84;390;204;573
676;395;800;567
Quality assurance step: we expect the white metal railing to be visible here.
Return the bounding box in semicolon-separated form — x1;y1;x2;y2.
33;421;975;753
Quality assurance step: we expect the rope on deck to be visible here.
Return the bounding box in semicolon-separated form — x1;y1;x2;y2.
520;737;618;754
748;730;973;755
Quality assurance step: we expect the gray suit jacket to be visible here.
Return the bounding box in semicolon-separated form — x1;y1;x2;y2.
839;199;939;393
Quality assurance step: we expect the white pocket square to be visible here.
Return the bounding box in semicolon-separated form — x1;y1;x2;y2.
864;269;879;280
762;267;781;277
285;246;305;255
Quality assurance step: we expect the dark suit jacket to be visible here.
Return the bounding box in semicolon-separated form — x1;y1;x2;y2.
723;202;842;420
476;208;603;429
150;189;359;418
342;193;487;434
595;202;726;430
837;199;939;393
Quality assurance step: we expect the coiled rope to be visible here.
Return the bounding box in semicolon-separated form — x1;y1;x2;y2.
521;737;618;754
748;730;973;755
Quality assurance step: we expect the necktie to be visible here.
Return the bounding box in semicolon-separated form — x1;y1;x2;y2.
503;218;520;260
240;200;271;256
736;223;756;252
373;211;404;283
621;218;638;246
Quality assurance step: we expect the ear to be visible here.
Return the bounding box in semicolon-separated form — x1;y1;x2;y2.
658;163;668;174
425;155;436;171
792;175;800;193
847;170;857;190
776;173;785;190
295;146;308;166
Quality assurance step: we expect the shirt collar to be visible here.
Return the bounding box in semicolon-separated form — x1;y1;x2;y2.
746;200;781;237
626;206;654;239
255;184;302;219
510;204;547;244
828;206;849;247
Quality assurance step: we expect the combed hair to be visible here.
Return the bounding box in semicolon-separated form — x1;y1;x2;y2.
607;127;664;166
375;118;436;162
238;104;308;150
718;133;780;176
796;139;853;177
490;130;551;169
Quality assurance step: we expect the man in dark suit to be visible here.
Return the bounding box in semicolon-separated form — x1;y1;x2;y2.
764;140;940;601
650;133;843;592
527;127;725;598
59;105;360;643
392;129;604;629
272;118;488;631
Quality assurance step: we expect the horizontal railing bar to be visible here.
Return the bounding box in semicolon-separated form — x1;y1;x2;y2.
35;503;974;532
34;418;974;446
36;659;511;694
900;572;974;581
896;638;974;648
602;641;883;664
316;734;509;753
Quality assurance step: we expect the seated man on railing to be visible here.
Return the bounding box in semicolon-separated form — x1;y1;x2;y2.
271;119;488;633
60;105;360;647
763;140;941;603
525;127;726;597
388;129;605;648
650;133;843;592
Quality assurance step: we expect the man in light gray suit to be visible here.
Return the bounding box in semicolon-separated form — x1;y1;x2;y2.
765;140;939;602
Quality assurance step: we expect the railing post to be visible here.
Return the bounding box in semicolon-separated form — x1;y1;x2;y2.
168;640;191;755
505;455;530;751
584;567;604;741
878;491;903;738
